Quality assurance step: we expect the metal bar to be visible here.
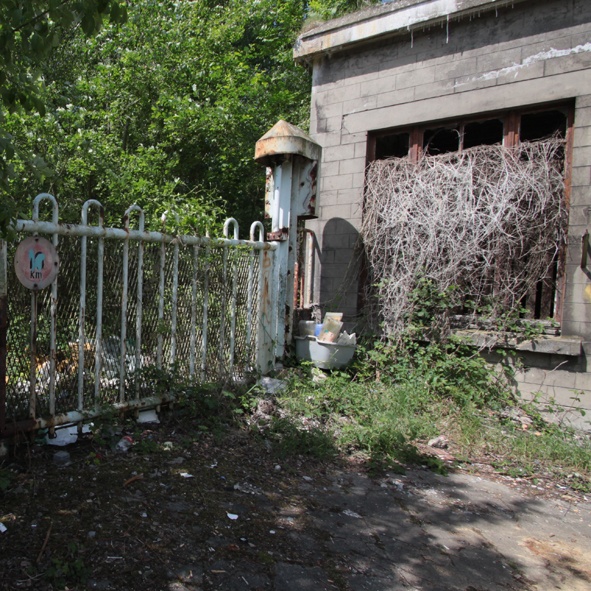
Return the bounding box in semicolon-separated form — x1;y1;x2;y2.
78;219;88;411
30;194;59;423
189;245;199;378
135;213;144;400
32;195;59;423
81;200;104;411
200;245;210;381
15;220;276;250
0;394;177;436
220;246;228;379
170;238;179;366
123;205;145;400
29;290;37;420
157;240;166;369
223;219;239;377
119;217;131;403
305;229;315;308
0;240;7;435
248;223;265;359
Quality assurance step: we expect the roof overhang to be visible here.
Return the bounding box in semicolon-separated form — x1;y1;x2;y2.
294;0;530;63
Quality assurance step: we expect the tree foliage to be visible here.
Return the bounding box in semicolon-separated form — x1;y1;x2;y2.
3;0;314;235
0;0;127;237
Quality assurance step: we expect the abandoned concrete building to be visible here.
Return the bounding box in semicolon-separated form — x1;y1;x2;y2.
294;0;591;426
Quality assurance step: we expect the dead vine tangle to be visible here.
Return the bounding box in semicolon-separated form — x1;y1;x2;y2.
361;138;567;337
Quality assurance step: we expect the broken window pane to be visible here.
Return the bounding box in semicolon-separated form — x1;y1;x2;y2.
423;127;460;155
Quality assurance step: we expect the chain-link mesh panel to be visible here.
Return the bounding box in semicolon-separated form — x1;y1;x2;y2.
4;226;267;427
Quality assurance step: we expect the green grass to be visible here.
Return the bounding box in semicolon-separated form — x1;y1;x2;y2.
249;339;591;489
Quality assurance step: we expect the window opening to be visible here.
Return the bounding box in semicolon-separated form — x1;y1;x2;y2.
423;126;460;155
375;132;409;159
365;104;573;329
520;110;567;142
463;119;503;149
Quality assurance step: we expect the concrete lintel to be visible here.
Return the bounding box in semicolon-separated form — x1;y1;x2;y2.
294;0;529;62
255;120;321;166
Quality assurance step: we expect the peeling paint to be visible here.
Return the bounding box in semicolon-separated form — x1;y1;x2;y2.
456;42;591;88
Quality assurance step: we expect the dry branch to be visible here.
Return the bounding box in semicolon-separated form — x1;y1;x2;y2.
361;138;567;337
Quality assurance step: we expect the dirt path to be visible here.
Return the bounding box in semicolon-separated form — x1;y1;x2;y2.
1;420;590;590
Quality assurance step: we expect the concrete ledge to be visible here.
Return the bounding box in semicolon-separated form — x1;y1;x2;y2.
453;330;583;356
295;0;529;62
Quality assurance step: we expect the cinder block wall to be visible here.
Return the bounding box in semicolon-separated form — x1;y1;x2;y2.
304;0;591;425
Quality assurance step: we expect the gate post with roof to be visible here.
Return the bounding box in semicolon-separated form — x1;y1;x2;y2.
254;120;320;369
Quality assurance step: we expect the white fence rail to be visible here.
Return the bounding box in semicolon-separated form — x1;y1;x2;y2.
0;194;277;435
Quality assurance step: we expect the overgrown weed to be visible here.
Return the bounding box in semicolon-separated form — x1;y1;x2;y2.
260;337;591;488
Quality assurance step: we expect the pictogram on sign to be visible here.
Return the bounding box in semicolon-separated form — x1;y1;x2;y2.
14;236;59;290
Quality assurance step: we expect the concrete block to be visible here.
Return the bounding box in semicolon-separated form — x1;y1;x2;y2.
361;75;396;98
354;142;368;159
476;48;523;76
319;161;340;179
322;143;355;163
340;131;368;145
434;57;478;82
414;79;455;102
544;48;591;77
322;262;353;279
311;132;344;149
566;203;590;225
320;173;353;192
349;205;363;221
321;228;354;249
396;66;436;90
316;115;343;134
343;96;378;115
375;86;415;109
339;157;366;175
452;74;497;94
334;248;356;264
575;107;591;128
562;300;591;325
320;248;335;264
315;84;361;107
522;35;582;59
575;371;591;392
495;60;546;85
571;166;591;187
568;185;591;208
548;386;591;410
572;145;591;168
576;95;591;108
352;172;365;189
320;203;351;221
315;101;343;120
317;190;340;207
331;188;363;207
329;218;361;235
378;55;419;77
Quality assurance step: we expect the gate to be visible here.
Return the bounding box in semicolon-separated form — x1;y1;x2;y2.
0;194;277;436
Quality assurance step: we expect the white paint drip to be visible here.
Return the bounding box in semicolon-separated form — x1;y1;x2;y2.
455;42;591;88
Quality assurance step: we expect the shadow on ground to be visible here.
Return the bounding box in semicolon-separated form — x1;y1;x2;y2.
1;416;590;591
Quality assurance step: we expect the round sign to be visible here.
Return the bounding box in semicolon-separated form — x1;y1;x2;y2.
14;236;59;290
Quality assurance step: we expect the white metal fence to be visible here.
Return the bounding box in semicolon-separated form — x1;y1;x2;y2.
0;194;277;435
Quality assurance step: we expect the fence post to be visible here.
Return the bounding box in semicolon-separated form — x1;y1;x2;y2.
0;240;7;437
255;120;320;369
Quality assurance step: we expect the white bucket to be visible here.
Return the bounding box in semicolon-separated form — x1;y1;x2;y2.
294;335;356;370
